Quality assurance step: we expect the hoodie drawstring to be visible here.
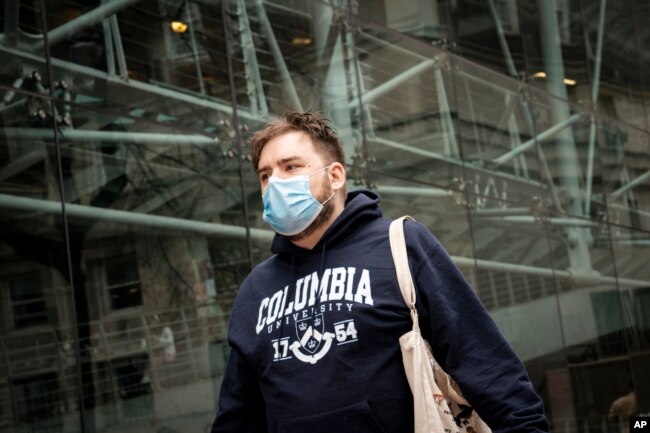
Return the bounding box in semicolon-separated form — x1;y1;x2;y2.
313;241;327;325
279;254;296;341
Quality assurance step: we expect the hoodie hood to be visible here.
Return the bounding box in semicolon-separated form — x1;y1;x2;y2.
270;190;382;255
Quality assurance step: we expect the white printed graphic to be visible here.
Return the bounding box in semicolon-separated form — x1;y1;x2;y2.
287;314;334;364
271;337;292;362
260;269;371;364
255;267;373;335
333;319;358;344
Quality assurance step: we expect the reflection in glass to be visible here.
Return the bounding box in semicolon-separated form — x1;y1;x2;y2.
1;0;650;432
0;88;77;433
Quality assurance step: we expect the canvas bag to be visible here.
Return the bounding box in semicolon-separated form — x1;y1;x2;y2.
389;216;492;433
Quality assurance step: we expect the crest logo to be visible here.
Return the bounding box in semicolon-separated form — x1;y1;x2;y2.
289;313;334;364
295;314;325;354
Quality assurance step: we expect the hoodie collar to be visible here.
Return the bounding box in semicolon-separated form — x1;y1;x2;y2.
270;190;382;255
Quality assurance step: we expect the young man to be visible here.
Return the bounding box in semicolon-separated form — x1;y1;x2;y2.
211;112;549;433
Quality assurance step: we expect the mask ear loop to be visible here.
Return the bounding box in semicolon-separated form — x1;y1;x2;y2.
314;164;336;206
320;190;335;206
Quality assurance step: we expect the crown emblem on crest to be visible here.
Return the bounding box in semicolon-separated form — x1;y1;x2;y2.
314;317;321;326
298;322;308;331
307;340;317;349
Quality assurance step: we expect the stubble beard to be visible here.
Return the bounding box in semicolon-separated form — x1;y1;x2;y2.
286;183;335;242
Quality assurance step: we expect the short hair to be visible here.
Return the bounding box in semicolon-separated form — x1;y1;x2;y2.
250;111;345;171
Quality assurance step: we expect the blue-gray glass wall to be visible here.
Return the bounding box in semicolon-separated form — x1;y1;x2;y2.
0;0;649;432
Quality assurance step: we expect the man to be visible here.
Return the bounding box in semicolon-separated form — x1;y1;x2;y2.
608;385;637;433
211;111;548;433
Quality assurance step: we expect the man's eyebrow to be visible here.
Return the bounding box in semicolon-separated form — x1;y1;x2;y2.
256;156;303;174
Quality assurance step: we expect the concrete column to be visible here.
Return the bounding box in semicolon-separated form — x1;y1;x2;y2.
309;1;355;162
537;0;593;273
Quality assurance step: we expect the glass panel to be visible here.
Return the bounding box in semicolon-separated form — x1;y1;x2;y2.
0;1;48;94
369;173;474;258
450;53;547;205
579;0;647;130
452;0;525;78
105;254;143;311
33;0;241;136
518;0;590;109
349;15;464;191
526;89;610;224
8;274;49;329
231;0;368;237
598;117;650;232
546;218;629;432
51;102;244;431
0;88;79;433
466;191;565;418
2;1;648;432
632;0;650;127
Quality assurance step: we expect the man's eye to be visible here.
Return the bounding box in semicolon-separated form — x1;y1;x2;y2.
260;173;269;181
286;164;298;171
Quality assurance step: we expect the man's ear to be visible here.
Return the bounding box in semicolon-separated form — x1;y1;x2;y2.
329;162;346;191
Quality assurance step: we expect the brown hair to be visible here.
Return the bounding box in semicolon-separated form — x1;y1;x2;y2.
250;111;345;171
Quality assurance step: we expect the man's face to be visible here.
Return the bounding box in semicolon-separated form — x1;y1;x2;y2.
257;131;334;240
257;131;330;197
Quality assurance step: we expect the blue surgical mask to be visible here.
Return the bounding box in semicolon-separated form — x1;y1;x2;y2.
262;165;335;236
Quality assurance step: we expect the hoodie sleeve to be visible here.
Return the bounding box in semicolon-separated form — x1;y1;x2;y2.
211;346;267;433
404;221;549;433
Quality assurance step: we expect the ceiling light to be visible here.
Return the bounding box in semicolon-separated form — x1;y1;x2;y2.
291;36;312;46
532;71;576;86
171;20;188;33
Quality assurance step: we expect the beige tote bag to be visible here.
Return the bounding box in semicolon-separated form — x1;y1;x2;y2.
389;216;491;433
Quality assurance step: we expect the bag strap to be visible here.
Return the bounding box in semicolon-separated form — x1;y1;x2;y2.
389;216;419;332
390;216;472;407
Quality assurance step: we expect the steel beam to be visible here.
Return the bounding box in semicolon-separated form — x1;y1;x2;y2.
452;256;646;289
130;179;195;214
2;77;25;104
1;193;647;288
610;170;650;199
585;0;607;216
0;148;46;182
0;43;264;122
254;0;302;111
32;0;144;50
486;0;518;78
3;1;19;47
433;63;459;158
507;99;530;178
349;59;435;109
110;13;128;79
483;216;597;228
591;0;607;105
235;0;268;117
0;193;274;242
367;135;447;160
492;113;582;168
367;135;546;190
311;1;354;161
3;127;218;146
467;207;531;217
375;184;451;198
485;93;519;149
186;0;205;95
485;0;565;212
102;11;116;76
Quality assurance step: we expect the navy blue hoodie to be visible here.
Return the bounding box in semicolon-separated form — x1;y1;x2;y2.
212;190;548;433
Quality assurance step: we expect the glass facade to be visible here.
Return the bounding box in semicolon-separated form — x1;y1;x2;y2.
0;0;648;432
